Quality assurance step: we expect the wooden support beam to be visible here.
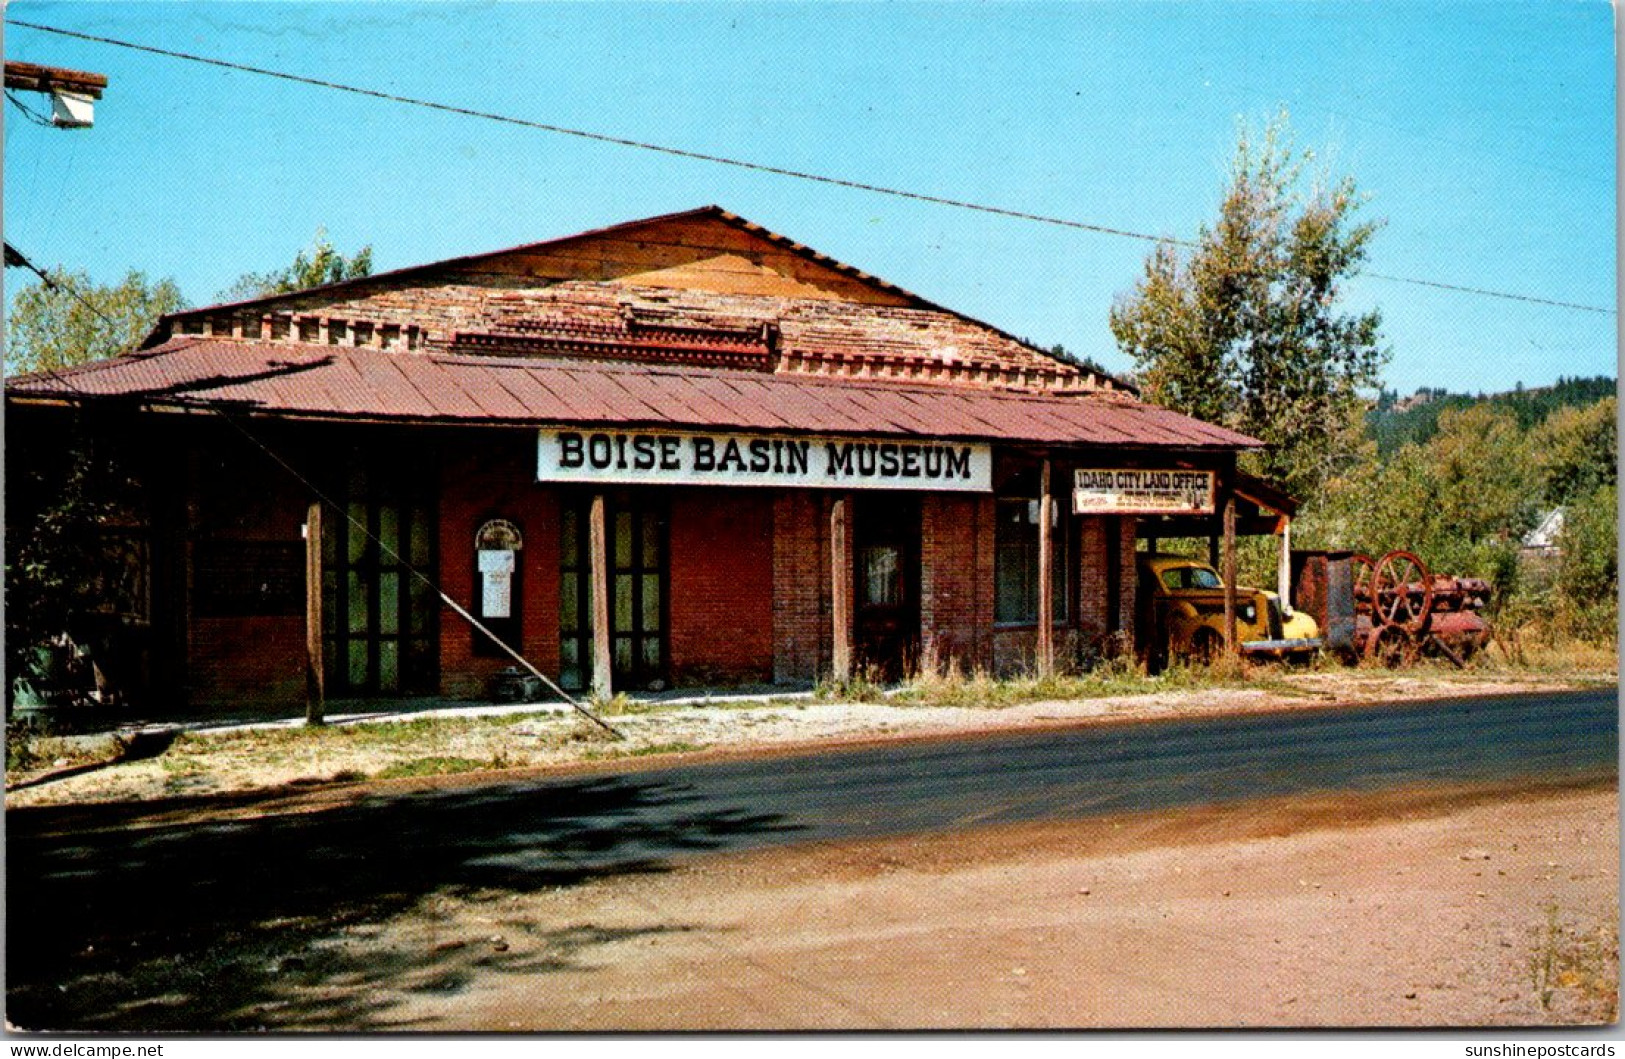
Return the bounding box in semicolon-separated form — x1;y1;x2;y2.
1138;516;1283;540
1222;495;1238;655
304;502;325;726
4;61;107;98
830;495;853;682
589;493;613;699
1277;519;1293;612
1036;459;1055;675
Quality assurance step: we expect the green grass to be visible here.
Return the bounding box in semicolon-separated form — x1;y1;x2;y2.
374;755;506;779
886;655;1266;710
582;740;706;761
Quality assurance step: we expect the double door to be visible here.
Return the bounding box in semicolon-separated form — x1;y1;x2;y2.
322;460;437;697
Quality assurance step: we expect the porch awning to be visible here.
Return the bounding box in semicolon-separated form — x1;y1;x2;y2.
7;337;1262;451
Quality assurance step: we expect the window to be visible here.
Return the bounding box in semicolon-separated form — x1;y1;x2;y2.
861;545;903;606
1162;565;1222;591
994;489;1068;625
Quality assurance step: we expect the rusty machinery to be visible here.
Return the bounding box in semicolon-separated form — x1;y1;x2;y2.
1354;550;1492;666
1293;550;1492;667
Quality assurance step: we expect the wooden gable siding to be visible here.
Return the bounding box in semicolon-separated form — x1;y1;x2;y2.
441;216;912;305
151;210;1120;392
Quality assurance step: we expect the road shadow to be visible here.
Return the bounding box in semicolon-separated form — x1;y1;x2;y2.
8;772;800;1031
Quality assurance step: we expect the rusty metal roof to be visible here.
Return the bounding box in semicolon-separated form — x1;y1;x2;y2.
7;338;1261;450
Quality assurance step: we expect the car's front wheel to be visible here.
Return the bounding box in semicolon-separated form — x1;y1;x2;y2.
1189;627;1223;665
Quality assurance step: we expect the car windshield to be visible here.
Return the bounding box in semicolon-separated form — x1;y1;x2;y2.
1162;565;1223;590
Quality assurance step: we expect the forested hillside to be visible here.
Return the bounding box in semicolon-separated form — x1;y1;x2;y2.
1367;376;1617;456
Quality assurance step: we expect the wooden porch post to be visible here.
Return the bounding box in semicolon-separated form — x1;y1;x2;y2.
1036;459;1054;676
1221;493;1238;655
304;501;325;726
830;495;853;682
589;493;613;699
1277;518;1293;613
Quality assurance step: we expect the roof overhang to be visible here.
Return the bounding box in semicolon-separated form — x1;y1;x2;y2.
7;339;1259;452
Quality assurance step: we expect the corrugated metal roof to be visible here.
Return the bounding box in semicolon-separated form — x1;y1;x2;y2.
8;338;1261;450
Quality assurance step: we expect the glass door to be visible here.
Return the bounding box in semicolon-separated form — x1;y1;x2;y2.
559;493;667;692
322;456;437;696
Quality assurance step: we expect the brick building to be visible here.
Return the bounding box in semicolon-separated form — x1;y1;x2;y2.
6;207;1262;711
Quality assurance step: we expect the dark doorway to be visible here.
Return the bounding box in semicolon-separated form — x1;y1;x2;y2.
853;494;921;680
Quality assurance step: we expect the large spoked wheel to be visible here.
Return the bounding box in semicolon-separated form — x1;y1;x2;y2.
1351;554;1376;614
1371;550;1434;633
1363;623;1417;668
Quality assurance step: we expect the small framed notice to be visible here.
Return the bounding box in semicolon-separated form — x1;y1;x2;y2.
1073;469;1216;515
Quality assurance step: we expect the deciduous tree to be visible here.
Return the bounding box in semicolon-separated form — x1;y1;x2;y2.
219;228;373;301
1110;117;1388;499
6;269;185;376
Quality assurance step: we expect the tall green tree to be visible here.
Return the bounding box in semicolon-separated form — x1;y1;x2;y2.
219;228;373;301
1530;396;1617;506
1110;117;1388;498
6;268;186;376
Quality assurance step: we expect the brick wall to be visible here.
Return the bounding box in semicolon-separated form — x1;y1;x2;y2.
772;491;827;683
1076;516;1111;639
990;512;1140;674
1116;516;1139;648
190;618;306;708
920;493;994;673
668;489;775;685
185;441;310;709
437;433;561;699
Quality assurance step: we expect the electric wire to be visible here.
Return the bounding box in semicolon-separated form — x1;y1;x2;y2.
6;17;1614;317
5;87;56;126
5;239;622;739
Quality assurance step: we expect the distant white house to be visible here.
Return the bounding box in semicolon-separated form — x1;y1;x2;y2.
1522;508;1566;557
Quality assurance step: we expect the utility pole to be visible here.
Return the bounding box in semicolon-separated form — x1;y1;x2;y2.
4;60;107;127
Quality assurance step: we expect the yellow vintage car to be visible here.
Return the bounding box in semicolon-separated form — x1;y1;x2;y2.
1135;553;1322;669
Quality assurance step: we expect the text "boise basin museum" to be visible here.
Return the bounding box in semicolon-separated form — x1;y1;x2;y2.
8;207;1283;710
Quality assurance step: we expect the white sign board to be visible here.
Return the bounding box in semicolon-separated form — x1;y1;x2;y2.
1073;468;1216;515
477;549;515;618
538;429;992;492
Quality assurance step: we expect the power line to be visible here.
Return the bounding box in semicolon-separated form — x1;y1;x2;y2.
5;88;55;126
8;17;1615;318
4;240;122;329
1361;271;1614;315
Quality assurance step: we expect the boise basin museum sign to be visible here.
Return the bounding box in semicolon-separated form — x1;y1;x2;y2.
539;429;993;491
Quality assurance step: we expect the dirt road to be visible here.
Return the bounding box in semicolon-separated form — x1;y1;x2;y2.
253;783;1617;1030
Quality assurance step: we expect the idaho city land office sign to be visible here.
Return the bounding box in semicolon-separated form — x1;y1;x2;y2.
538;429;992;492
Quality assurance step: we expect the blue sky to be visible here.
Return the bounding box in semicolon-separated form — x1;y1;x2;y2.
3;1;1615;394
